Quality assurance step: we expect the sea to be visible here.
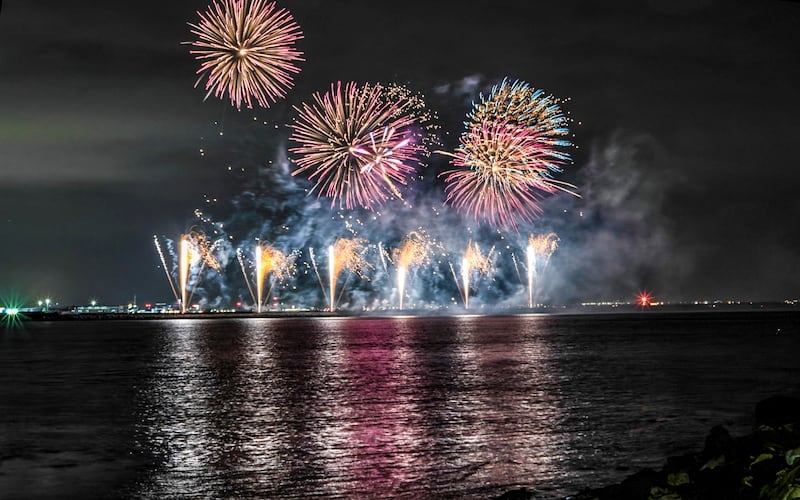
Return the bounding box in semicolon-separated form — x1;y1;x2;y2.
1;310;798;499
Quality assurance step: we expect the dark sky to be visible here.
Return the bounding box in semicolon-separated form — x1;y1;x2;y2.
1;0;799;307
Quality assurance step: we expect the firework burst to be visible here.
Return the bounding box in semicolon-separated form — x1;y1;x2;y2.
440;79;578;230
289;82;429;211
468;78;572;138
440;120;575;229
187;0;303;110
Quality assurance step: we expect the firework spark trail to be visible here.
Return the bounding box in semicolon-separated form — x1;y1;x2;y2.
154;235;180;303
378;242;389;273
187;0;304;110
308;247;329;306
440;78;579;230
236;248;257;306
511;252;523;285
447;261;463;307
289;82;427;211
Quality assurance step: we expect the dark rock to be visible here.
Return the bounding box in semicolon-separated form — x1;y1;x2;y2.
618;468;661;499
665;452;699;472
498;396;800;500
702;424;735;461
494;487;534;499
755;395;800;428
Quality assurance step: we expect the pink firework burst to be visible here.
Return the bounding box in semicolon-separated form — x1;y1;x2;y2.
440;120;576;230
188;0;303;110
289;82;423;211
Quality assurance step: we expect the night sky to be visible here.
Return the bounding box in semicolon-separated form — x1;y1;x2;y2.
1;0;799;307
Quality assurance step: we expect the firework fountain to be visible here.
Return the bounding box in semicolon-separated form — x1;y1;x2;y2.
328;244;335;312
392;231;434;310
237;243;295;312
179;236;192;313
320;238;370;311
526;232;559;308
458;240;492;309
154;231;222;313
256;245;267;312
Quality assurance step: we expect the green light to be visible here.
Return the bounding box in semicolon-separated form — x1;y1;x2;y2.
2;303;25;329
2;292;27;328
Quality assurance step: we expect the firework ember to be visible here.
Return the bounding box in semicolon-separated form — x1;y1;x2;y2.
187;0;303;109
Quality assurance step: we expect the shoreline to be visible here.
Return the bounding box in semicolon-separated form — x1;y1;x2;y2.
10;302;800;321
498;396;800;500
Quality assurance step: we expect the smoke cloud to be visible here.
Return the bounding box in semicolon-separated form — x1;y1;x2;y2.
158;79;686;311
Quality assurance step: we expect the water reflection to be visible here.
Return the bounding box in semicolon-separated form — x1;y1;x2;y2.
133;315;573;498
139;314;780;498
444;315;564;492
135;320;219;496
4;313;798;498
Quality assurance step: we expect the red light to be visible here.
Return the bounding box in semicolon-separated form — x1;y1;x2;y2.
637;291;652;307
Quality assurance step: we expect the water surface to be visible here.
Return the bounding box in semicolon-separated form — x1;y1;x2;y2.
1;311;798;498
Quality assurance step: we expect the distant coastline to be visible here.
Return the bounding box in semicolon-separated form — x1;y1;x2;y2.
11;301;799;321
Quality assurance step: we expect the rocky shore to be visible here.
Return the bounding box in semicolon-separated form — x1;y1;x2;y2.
498;396;800;500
